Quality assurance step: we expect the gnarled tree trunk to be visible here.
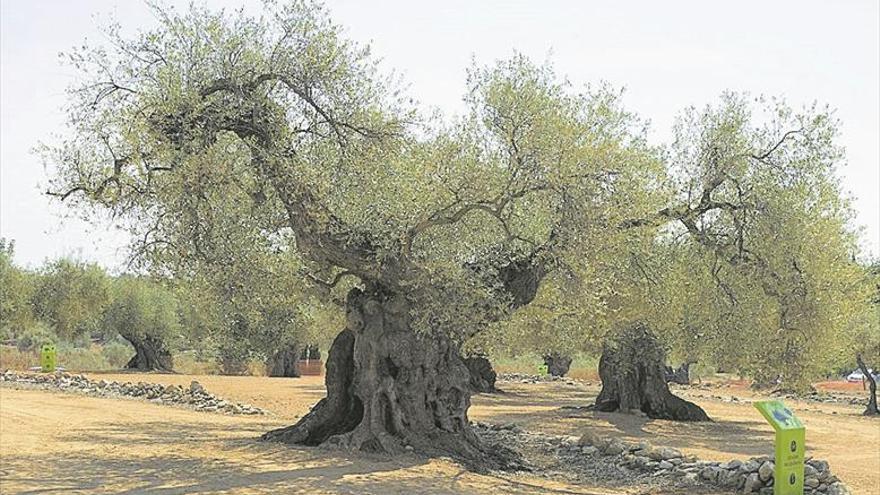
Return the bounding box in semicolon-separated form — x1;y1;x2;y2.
267;346;301;377
856;354;878;416
595;323;709;421
665;360;694;385
463;354;497;393
543;352;572;377
123;334;173;372
262;287;508;467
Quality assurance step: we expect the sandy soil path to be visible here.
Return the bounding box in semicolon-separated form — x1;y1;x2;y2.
0;386;621;495
2;373;877;494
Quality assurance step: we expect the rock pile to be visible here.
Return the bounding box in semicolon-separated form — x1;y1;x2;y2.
571;431;851;495
497;372;580;386
0;370;267;415
688;382;865;407
473;423;851;495
770;389;864;407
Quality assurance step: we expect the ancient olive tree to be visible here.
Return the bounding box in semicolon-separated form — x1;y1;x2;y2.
648;95;867;392
472;92;863;413
44;2;858;459
102;276;180;371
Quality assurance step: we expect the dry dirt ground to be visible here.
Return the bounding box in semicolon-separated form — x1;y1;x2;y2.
1;373;878;495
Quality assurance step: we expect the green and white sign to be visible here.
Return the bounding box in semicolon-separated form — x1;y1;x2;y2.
754;400;805;495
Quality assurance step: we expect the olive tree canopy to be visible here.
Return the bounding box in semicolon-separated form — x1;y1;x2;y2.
46;1;857;462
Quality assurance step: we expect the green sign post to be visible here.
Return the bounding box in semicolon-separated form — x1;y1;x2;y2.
754;400;805;495
40;343;57;373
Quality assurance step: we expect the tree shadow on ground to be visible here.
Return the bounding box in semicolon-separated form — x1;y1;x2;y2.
592;411;775;458
4;418;604;495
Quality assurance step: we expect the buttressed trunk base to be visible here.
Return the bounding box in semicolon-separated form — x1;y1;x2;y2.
124;334;173;372
262;287;510;467
595;323;709;422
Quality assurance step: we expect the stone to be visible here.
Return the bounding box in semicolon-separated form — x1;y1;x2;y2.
577;431;601;446
743;472;763;493
603;439;626;455
189;381;205;394
717;468;742;488
723;459;743;470
805;477;820;488
658;460;673;470
758;461;775;482
699;466;720;482
805;464;818;477
826;482;851;495
647;446;682;461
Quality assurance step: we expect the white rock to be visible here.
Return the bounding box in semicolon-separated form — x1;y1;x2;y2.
743;472;763;493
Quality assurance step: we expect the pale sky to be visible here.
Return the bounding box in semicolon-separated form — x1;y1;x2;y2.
1;0;878;269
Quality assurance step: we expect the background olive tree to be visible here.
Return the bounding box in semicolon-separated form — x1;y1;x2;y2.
101;276;181;371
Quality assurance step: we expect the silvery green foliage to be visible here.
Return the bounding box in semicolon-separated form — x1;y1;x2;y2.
45;2;871;384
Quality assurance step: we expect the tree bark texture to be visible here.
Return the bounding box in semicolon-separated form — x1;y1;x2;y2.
262;287;510;467
267;346;301;377
463;354;497;393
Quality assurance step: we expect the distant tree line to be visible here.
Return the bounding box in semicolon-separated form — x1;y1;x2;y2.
0;238;335;375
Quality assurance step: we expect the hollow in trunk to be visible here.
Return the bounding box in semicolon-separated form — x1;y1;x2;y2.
595;323;709;421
